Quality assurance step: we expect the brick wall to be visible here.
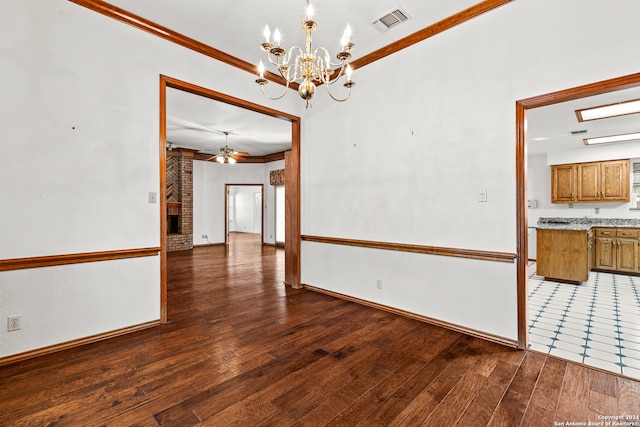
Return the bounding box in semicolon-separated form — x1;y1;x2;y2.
167;149;194;252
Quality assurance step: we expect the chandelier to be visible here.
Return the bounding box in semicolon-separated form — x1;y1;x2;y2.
255;0;355;108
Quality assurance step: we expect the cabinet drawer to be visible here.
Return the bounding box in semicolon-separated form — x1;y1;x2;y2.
596;228;616;237
616;228;639;238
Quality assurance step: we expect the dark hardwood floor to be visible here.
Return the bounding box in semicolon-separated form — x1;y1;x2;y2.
1;233;638;426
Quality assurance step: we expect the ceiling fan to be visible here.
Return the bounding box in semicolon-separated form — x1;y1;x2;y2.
204;131;249;164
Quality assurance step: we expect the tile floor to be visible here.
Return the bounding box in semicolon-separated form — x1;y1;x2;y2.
528;262;640;380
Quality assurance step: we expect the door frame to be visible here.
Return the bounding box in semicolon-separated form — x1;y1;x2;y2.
159;75;301;322
224;184;264;244
515;72;640;349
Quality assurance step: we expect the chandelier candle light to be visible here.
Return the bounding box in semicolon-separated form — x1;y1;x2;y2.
255;0;355;108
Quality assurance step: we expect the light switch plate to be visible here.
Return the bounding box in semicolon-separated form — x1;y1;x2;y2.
148;192;157;203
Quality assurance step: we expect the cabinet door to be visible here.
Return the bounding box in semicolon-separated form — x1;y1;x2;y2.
577;162;601;201
551;164;576;203
595;236;616;270
617;238;638;272
601;160;629;201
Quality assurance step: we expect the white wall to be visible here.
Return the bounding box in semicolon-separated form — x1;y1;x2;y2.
232;186;262;234
193;161;285;244
275;185;286;243
301;0;640;342
0;1;297;357
4;0;640;357
265;160;285;244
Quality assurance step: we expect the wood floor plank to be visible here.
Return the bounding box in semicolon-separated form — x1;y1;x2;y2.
355;334;475;426
418;340;506;426
0;233;638;426
487;351;546;426
521;356;567;425
617;376;640;414
454;347;526;426
554;362;592;423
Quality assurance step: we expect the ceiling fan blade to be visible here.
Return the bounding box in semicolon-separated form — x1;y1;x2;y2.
231;154;246;161
234;152;250;156
204;154;221;161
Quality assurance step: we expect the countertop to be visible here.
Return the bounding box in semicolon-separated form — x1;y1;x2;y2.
536;217;640;231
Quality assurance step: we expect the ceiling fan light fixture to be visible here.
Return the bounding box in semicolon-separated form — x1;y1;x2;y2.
207;131;248;164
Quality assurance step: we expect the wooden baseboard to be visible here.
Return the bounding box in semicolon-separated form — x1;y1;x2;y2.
303;284;518;349
193;243;226;248
262;242;285;248
0;320;160;367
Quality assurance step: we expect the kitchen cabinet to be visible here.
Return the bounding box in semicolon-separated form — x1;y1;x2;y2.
551;159;629;203
551;164;577;203
536;228;591;283
594;228;639;273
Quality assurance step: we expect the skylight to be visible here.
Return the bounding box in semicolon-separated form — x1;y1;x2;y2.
576;98;640;121
583;132;640;146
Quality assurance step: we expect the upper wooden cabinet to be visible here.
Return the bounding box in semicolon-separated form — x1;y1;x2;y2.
552;159;629;203
551;164;577;202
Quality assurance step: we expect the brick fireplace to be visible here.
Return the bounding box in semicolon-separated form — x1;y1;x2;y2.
166;148;194;252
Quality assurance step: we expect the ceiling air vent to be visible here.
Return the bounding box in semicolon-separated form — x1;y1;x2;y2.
570;130;588;135
371;7;411;33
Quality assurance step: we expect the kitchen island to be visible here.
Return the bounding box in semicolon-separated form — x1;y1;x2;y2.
535;217;640;283
536;227;592;283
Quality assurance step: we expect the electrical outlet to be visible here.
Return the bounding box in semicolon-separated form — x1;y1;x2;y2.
7;316;20;332
376;279;383;289
478;189;488;202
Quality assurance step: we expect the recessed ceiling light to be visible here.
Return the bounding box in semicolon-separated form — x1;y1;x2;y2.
576;98;640;122
583;132;640;146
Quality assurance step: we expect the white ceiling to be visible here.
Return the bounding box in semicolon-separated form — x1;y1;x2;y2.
527;86;640;156
101;0;640;158
166;88;292;156
107;0;480;68
105;0;482;158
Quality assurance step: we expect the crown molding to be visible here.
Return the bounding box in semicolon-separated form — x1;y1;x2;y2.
193;151;285;163
351;0;513;71
69;0;513;83
68;0;290;88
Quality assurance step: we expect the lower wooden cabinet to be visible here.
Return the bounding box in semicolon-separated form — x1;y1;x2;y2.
594;228;639;273
537;228;590;283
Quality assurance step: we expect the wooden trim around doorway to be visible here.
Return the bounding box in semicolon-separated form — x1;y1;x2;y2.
515;72;640;350
159;75;302;321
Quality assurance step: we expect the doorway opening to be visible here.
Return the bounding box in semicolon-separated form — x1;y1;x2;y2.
159;75;302;322
225;184;264;245
275;184;285;247
516;73;640;375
